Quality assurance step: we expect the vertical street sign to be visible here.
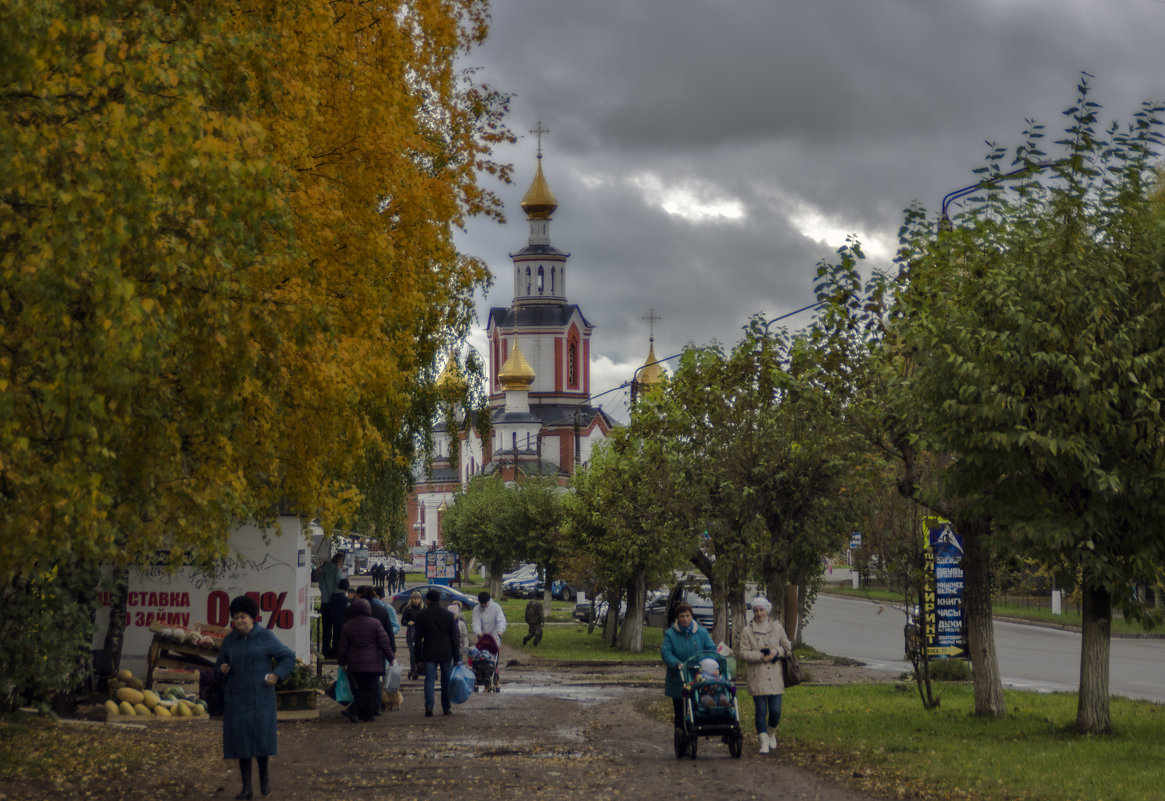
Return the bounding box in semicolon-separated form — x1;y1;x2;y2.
922;517;967;659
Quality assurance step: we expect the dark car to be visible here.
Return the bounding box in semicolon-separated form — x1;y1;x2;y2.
646;584;716;631
389;584;478;614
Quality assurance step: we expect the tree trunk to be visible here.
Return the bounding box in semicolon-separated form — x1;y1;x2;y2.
488;557;504;599
616;571;647;652
603;586;623;646
1076;584;1112;734
783;584;799;643
101;569;130;675
709;578;730;645
725;583;746;650
762;556;787;623
791;561;816;646
960;520;1006;718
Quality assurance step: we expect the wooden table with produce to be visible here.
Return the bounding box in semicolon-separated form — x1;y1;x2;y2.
144;622;227;690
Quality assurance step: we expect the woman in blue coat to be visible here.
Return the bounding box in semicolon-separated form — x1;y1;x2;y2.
215;595;295;800
660;603;716;732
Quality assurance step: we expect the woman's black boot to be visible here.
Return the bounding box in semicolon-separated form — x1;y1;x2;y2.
258;756;271;796
236;758;253;800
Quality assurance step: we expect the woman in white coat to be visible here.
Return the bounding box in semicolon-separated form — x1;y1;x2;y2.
737;596;793;754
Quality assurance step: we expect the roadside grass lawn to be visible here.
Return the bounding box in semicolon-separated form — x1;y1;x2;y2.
730;681;1165;801
503;619;665;661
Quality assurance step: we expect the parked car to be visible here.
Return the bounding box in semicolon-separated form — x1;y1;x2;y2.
646;584;717;631
390;584;478;614
572;596;626;625
502;564;539;596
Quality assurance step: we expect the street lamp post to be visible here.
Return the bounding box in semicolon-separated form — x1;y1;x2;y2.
939;160;1061;232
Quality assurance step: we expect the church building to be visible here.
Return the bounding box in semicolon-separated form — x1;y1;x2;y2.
405;141;660;550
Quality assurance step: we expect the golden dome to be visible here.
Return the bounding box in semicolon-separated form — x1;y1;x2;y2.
638;343;666;387
520;158;558;220
498;341;535;389
436;358;467;392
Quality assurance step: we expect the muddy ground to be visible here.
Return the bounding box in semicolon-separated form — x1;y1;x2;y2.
1;646;895;801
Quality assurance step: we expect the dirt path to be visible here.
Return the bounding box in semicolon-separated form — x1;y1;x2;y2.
2;648;889;801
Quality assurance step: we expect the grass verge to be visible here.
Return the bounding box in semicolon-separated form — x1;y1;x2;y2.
504;620;664;661
773;682;1165;801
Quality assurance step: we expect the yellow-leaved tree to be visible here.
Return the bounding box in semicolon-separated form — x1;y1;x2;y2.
0;0;510;705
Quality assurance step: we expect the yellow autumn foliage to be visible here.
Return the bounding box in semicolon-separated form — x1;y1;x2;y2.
0;0;512;580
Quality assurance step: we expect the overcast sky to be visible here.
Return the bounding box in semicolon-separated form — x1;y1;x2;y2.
453;0;1165;423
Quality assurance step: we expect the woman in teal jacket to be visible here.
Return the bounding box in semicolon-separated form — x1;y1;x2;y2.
215;595;295;799
660;603;715;731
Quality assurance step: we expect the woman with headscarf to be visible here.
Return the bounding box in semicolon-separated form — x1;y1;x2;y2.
660;602;716;736
399;590;425;680
215;595;295;799
737;596;793;754
337;597;396;723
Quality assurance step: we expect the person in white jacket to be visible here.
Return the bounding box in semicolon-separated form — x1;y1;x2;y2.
472;591;507;642
737;596;792;754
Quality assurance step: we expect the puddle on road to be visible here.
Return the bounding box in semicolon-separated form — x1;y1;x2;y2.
481;671;628;705
498;683;616;704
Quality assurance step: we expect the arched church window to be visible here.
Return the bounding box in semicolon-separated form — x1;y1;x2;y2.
550;267;556;293
512;432;517;452
537;266;544;294
525;266;531;294
568;336;578;388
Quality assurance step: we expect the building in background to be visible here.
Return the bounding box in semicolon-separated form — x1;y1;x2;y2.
406;145;619;549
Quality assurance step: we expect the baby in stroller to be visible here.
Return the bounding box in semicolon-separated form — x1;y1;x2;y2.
467;633;500;692
693;657;733;712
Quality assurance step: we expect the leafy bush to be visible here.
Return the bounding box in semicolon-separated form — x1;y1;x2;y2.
1;570;97;712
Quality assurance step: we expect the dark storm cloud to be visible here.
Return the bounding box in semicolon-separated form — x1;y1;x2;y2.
454;0;1165;412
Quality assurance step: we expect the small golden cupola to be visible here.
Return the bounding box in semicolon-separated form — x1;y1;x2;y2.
520;155;558;220
638;342;666;389
497;341;536;390
436;358;467;394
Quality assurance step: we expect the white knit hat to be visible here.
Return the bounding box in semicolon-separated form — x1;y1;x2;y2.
751;596;773;613
699;657;720;675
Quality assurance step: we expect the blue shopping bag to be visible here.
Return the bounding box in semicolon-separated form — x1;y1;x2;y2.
449;663;475;705
331;668;354;704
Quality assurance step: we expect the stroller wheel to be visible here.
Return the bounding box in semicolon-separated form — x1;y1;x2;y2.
728;734;743;759
673;727;687;759
688;734;699;760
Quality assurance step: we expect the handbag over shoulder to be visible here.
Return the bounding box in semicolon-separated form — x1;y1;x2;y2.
780;652;804;688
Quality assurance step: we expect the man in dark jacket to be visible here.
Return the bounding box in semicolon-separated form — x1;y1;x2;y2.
318;552;346;657
414;588;461;717
326;579;352;659
338;598;395;722
387;564;398;594
523;598;545;646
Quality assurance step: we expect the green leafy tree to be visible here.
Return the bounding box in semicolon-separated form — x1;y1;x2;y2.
898;79;1165;734
634;321;857;645
508;478;568;612
814;234;1009;717
565;428;691;652
442;476;519;598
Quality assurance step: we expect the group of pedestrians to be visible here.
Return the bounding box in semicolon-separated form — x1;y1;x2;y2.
368;561;407;593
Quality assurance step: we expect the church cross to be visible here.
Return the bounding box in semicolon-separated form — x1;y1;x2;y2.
530;120;550;158
642;308;662;343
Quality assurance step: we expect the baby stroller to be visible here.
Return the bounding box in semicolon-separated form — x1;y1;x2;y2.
674;651;743;759
468;633;501;692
